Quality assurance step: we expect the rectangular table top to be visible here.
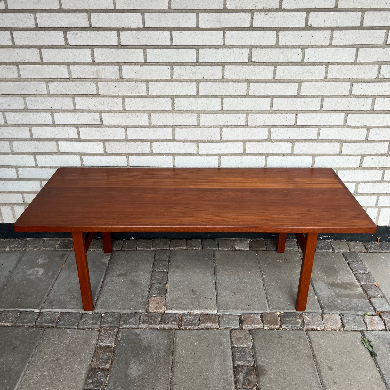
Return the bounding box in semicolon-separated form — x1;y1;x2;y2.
14;167;376;234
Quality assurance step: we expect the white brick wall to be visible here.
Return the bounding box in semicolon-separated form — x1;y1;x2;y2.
0;3;390;224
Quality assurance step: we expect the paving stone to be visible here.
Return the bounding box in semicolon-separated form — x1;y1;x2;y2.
18;328;97;390
170;239;186;250
364;315;385;331
35;311;60;327
215;251;268;314
155;250;170;261
111;239;123;251
354;272;376;284
323;313;342;331
56;238;73;250
172;330;234;390
0;252;24;289
218;239;235;250
119;313;139;328
96;251;154;311
41;238;60;250
0;310;19;325
0;327;43;390
253;330;322;390
302;312;324;330
24;238;44;250
281;312;302;329
232;239;250;250
8;240;27;251
84;368;108;390
153;260;169;272
149;283;167;297
136;239;153;250
311;253;373;313
57;312;81;328
152;238;170;250
16;310;39;326
285;239;299;251
259;252;320;312
348;260;368;273
101;312;120;327
348;241;366;252
233;347;254;365
166;250;217;313
89;239;103;251
234;365;257;389
0;251;68;310
122;239;137;250
79;313;102;329
341;314;366;331
362;284;384;298
44;252;110;310
242;314;263;329
343;252;361;263
220;314;240;329
364;242;384;253
316;240;332;252
187;239;202;250
181;313;199;329
262;312;280;329
249;239;266;251
380;241;390;252
160;313;179;329
370;298;390;312
265;239;277;251
107;329;173;390
151;270;168;285
199;313;219;329
359;253;390;302
202;239;218;250
148;297;165;313
231;330;252;347
309;331;387;390
140;313;161;328
331;240;350;253
91;346;114;370
0;240;10;250
363;331;390;386
380;312;390;330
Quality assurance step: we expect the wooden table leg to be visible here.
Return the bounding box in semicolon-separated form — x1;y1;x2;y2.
72;232;93;311
277;233;287;253
296;232;318;311
102;232;112;253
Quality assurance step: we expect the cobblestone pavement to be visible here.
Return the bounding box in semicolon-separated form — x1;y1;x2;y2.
0;238;389;390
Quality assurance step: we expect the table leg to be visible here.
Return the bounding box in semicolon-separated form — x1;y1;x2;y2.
296;232;318;311
102;232;112;253
72;232;93;311
277;233;287;253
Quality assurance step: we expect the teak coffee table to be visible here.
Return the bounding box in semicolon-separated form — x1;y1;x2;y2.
14;167;376;312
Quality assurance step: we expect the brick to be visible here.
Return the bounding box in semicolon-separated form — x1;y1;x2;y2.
36;155;81;166
20;65;68;79
333;30;386;45
363;157;390;168
280;31;330;46
116;0;168;7
370;128;390;140
0;13;35;27
273;97;321;111
102;113;148;125
320;127;366;140
175;98;220;111
123;65;171;79
126;97;171;110
358;48;390;63
121;31;170;45
254;11;305;27
0;193;23;203
246;141;292;153
200;82;247;95
225;65;273;80
128;155;170;166
83;156;127;166
328;65;378;79
37;12;89;27
283;0;335;7
0;65;18;79
0;82;46;95
94;49;144;63
225;31;276;45
222;127;268;140
54;112;100;125
309;12;361;27
153;141;196;154
301;82;350;95
0;97;25;109
174;65;222;79
147;49;196;63
248;114;295;126
323;98;371;111
70;65;119;79
32;127;78;138
173;31;223;46
315;156;360;168
338;170;382;182
199;142;243;154
295;142;339;154
223;98;270;111
0;141;10;152
200;12;251;27
13;31;64;46
80;127;125;140
105;142;149;154
42;49;92;63
62;0;114;7
98;82;146;95
227;0;279;8
305;48;356;63
348;114;390;127
18;168;56;179
75;97;122;111
271;127;318;140
0;32;13;45
340;0;390;6
276;65;325;80
0;168;18;178
91;12;141;27
59;141;103;154
250;82;298;95
145;13;196;27
380;65;390;78
6;112;52;124
8;0;60;8
253;48;302;62
375;98;390;111
200;113;245;126
149;82;196;95
171;0;223;7
364;11;390;26
175;156;218;167
297;113;344;125
67;31;118;46
0;48;40;63
13;141;57;153
127;128;172;140
343;142;388;155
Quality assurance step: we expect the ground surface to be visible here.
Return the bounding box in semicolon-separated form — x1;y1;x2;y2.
0;237;389;390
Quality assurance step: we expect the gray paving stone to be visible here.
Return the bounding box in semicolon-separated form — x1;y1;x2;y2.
242;313;263;329
309;331;387;390
262;312;280;329
43;252;110;310
215;251;268;314
119;312;139;328
18;328;97;390
0;327;43;390
153;260;169;272
90;346;114;369
136;239;153;250
359;253;390;303
343;252;361;263
107;329;173;390
170;239;186;250
364;332;390;387
0;250;68;310
354;272;376;284
152;238;170;250
302;312;324;330
364;315;385;331
111;239;123;251
84;368;108;390
249;239;266;251
331;240;350;253
232;347;254;365
0;309;19;325
362;283;384;298
259;252;320;312
16;310;39;326
148;296;165;313
316;240;332;252
79;313;102;329
380;241;390;251
281;312;302;329
8;240;27;251
199;313;219;328
89;239;103;251
122;239;137;250
151;270;168;285
96;251;154;311
220;314;240;329
98;328;118;347
341;313;366;331
381;312;390;330
253;330;322;390
203;239;218;250
166;250;217;313
41;238;60;250
348;241;366;252
140;313;161;328
172;330;234;390
0;240;10;250
181;313;199;329
232;239;250;250
348;260;368;273
218;239;235;250
235;365;257;388
323;313;342;330
56;239;73;250
149;283;167;297
265;239;277;251
35;311;60;327
0;251;24;289
57;312;81;328
364;242;384;253
231;330;252;348
160;313;179;329
187;239;202;250
311;253;373;313
370;298;390;312
101;312;120;327
155;250;170;262
285;239;299;251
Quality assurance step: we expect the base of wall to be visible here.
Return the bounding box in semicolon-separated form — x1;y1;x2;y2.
1;224;388;242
